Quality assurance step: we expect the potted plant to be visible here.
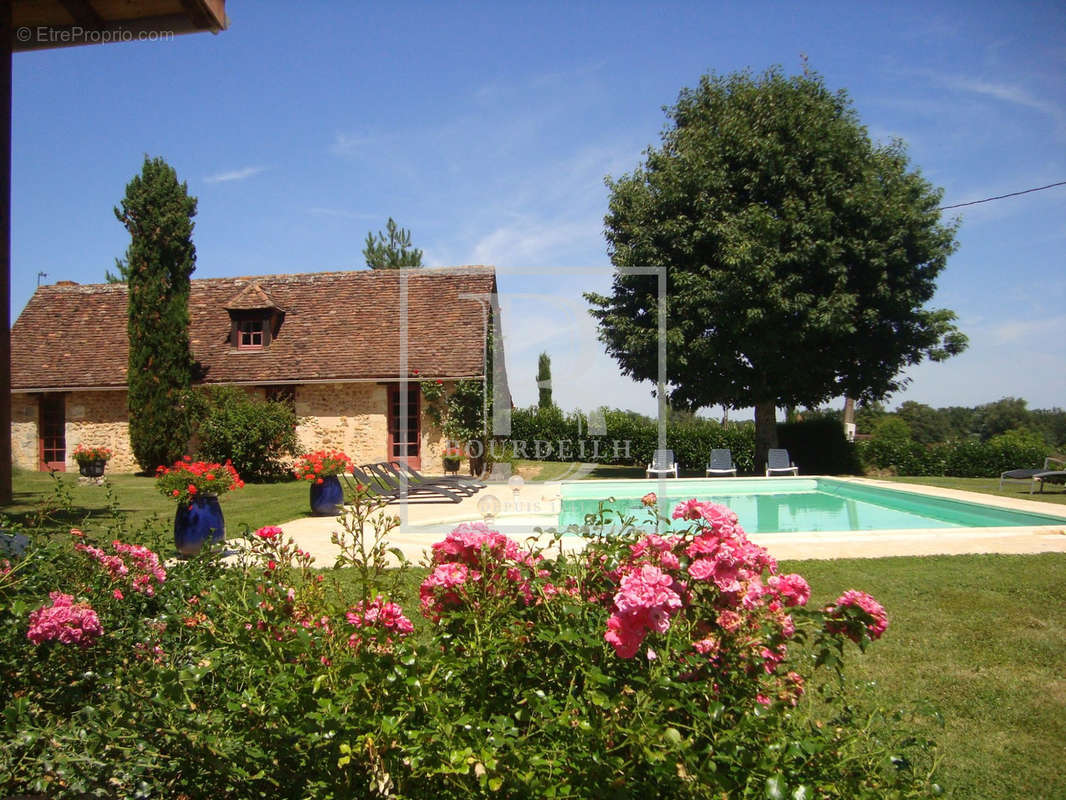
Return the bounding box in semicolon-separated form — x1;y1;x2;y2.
442;445;462;475
293;449;354;515
156;457;244;555
72;444;112;478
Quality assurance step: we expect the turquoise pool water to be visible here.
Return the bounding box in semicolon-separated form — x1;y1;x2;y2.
558;478;1066;534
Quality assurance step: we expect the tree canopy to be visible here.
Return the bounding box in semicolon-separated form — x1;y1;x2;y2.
116;156;197;471
586;67;967;469
894;401;950;444
363;217;423;269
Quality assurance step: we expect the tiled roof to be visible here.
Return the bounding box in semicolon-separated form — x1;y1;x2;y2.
224;281;282;311
12;267;499;390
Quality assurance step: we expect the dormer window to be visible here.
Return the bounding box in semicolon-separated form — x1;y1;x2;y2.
224;281;285;352
238;319;265;349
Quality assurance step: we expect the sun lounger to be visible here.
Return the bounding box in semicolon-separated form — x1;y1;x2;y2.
1000;457;1064;491
646;449;678;478
362;463;466;503
765;448;798;476
380;461;481;496
1031;469;1066;494
349;464;464;504
705;448;737;477
391;460;486;490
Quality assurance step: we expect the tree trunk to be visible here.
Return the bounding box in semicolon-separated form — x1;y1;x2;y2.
843;396;856;441
843;396;855;426
754;401;779;475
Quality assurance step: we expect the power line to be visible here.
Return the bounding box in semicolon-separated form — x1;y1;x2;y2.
939;180;1066;210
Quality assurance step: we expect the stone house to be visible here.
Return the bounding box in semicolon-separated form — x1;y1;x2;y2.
10;266;505;474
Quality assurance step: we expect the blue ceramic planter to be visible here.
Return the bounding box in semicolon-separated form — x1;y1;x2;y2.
174;494;225;556
78;459;107;478
310;474;344;516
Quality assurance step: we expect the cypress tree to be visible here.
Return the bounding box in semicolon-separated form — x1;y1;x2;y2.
115;156;197;471
537;352;553;409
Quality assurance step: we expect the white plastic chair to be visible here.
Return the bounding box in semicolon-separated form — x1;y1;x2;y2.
706;448;737;477
765;449;798;476
646;449;678;478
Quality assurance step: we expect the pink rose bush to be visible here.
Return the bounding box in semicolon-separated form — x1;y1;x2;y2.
417;503;887;712
604;563;683;657
242;525;417;666
825;588;889;643
76;539;167;597
419;522;556;621
574;498;885;710
407;502;902;793
27;591;103;648
346;595;415;652
586;500;813;705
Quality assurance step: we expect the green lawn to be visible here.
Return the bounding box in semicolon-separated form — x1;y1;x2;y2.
2;468;312;537
785;553;1066;800
884;475;1066;506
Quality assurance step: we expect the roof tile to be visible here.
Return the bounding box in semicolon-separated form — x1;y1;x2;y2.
12;267;499;390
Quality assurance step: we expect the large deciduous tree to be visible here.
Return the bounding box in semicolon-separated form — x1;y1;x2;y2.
363;217;423;269
116;156;197;472
587;67;967;470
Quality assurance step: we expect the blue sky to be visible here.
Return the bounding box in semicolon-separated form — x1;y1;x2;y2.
11;1;1065;419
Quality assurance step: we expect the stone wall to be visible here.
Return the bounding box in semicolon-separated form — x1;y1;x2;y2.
11;391;136;474
66;391;138;473
295;383;393;467
11;396;39;472
11;383;447;475
293;382;446;474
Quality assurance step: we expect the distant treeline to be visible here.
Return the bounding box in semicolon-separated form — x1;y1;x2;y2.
799;397;1066;447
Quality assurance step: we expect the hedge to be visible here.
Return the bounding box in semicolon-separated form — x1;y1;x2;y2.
506;407;865;475
856;436;1051;478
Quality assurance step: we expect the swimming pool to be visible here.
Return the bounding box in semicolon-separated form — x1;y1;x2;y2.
558;478;1066;534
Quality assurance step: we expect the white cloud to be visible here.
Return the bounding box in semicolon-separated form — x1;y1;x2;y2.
924;73;1066;132
204;165;267;184
471;218;600;266
330;132;374;157
987;314;1066;345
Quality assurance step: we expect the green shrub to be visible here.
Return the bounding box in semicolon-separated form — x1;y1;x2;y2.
856;433;1050;478
667;419;756;473
189;386;297;481
872;416;913;446
0;491;941;798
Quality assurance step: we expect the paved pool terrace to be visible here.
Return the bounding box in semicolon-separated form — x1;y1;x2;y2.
267;476;1066;567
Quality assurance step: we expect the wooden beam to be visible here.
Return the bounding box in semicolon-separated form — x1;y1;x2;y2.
1;1;12;504
57;0;106;28
177;0;212;31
